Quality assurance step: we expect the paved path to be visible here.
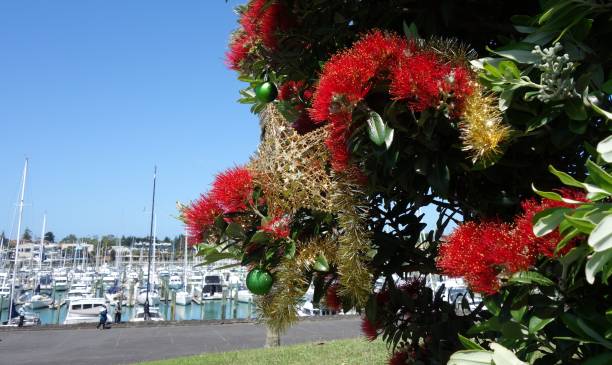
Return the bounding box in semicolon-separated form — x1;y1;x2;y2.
0;317;362;364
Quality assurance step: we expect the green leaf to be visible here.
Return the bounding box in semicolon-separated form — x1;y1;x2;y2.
565;97;588;120
586;159;612;194
312;253;330;272
596;135;612;163
548;165;585;189
428;162;450;196
588;215;612;252
284;240;296;259
250;230;271;244
576;317;612;350
585;248;612;284
528;316;555;334
225;222;245;240
490;343;528;365
583;353;612;365
487;47;540;64
564;213;596;234
532;184;583;203
508;271;555;286
532;207;572;237
538;0;573;24
366;111;394;149
448;350;493;365
458;334;485;350
499;89;514;111
402;21;419;40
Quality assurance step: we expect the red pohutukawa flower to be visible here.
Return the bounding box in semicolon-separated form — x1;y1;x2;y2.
438;189;588;294
183;194;222;244
226;33;251;71
310;30;476;171
515;189;587;257
260;215;291;240
361;316;380;341
388;349;413;365
390;54;474;115
209;166;255;214
325;284;342;311
437;221;530;295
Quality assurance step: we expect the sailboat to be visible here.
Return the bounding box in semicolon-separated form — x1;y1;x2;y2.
175;233;192;306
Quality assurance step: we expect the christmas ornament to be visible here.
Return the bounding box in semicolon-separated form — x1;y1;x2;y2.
246;268;274;295
255;82;278;103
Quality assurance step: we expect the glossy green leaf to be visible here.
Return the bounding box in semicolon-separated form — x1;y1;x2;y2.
586;248;612;284
564;213;596;234
508;271;555;286
532;207;572;237
528;316;555;334
250;230;271;244
490;343;528;365
548;165;585;189
586;159;612;194
367;111;394;149
225;222;245;240
588;215;612;252
583;353;612;365
448;350;493;365
458;334;485;350
596;135;612;163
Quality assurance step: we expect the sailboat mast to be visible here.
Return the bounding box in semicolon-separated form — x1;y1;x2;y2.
183;231;188;290
145;166;157;318
39;213;46;270
9;158;28;319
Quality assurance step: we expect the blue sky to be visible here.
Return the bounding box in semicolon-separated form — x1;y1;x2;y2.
0;1;260;240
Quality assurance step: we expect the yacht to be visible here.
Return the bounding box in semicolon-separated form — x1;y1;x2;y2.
64;297;107;325
53;276;69;291
136;288;160;306
175;289;192;306
130;306;164;322
201;272;224;300
168;275;182;290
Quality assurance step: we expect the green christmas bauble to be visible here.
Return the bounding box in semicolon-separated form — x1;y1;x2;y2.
246;268;274;295
255;82;278;103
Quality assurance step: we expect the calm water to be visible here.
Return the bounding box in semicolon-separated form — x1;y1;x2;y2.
0;291;256;324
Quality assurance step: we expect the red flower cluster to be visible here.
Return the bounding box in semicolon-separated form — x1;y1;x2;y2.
325;284;342;311
183;166;255;244
184;194;222;244
388;349;413;365
310;31;407;171
226;0;291;70
390;55;473;115
209;166;255;214
438;190;587;294
260;215;291;240
361;316;380;341
310;30;475;171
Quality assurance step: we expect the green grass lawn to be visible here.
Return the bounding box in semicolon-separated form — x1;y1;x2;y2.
135;338;388;365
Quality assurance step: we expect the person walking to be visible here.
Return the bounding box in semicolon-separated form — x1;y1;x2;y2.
17;306;26;327
114;300;122;324
97;306;108;329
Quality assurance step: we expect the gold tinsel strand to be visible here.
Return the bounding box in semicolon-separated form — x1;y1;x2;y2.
331;178;373;308
460;87;511;163
257;237;338;333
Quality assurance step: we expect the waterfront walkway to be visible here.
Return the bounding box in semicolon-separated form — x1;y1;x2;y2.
0;317;361;364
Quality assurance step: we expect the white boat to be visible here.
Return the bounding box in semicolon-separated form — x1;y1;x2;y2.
28;294;53;309
63;298;107;325
53;276;69;291
175;290;192;306
0;285;10;309
168;275;182;290
130;306;164;322
201;273;224;300
137;288;160;306
66;286;93;303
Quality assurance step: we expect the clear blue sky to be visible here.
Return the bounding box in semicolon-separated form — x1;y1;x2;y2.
0;1;260;241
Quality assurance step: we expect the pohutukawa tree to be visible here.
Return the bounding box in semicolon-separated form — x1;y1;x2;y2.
181;1;611;363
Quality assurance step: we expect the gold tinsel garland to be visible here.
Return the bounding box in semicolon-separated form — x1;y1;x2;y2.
249;105;373;331
460;86;512;163
258;237;339;333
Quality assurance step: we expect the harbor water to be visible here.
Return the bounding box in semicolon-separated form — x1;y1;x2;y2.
0;291;256;325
